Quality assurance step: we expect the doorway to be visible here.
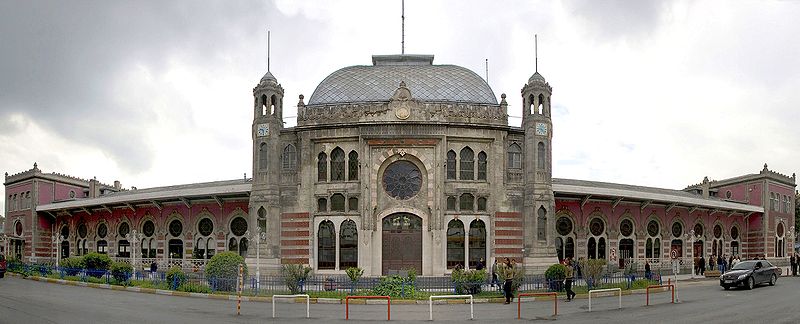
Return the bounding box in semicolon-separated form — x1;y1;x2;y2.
382;213;422;275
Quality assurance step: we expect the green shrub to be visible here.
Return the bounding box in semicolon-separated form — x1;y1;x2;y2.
205;252;248;291
281;264;312;294
544;264;567;280
110;261;134;283
451;269;488;294
83;253;112;272
61;257;86;276
177;281;212;294
372;273;420;298
166;266;187;288
346;267;364;284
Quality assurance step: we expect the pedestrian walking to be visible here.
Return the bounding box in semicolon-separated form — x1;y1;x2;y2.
699;255;706;276
791;253;798;276
645;261;652;280
564;258;576;302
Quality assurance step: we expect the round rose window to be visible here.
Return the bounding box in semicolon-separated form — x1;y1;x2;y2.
382;160;422;200
620;219;633;237
589;218;604;236
672;222;683;238
730;226;739;240
647;220;659;237
714;225;722;239
15;221;23;236
556;217;573;236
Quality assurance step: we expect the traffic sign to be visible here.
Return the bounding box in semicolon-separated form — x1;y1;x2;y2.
670;248;679;260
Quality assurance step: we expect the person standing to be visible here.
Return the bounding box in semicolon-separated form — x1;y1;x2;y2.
150;261;158;280
645;261;652;280
791;253;798;276
564;258;576;302
491;259;499;289
476;258;485;271
699;255;706;276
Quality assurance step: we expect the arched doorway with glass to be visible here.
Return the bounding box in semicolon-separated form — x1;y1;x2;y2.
645;219;661;262
671;221;684;259
382;213;422;275
618;218;635;269
693;223;704;260
730;225;740;257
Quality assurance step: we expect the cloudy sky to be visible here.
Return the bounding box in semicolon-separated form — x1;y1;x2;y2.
2;0;799;214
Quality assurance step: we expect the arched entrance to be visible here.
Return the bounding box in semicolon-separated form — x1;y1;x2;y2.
382;213;422;275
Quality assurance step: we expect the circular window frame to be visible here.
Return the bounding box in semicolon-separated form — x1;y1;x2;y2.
78;223;87;239
556;217;573;236
730;226;739;240
381;160;423;200
713;224;722;239
231;217;248;237
15;221;23;236
118;222;130;238
671;222;683;238
143;220;155;237
647;220;659;237
620;219;633;237
589;218;605;236
693;223;703;237
97;223;108;239
725;190;732;199
777;223;785;237
169;219;183;237
198;218;214;237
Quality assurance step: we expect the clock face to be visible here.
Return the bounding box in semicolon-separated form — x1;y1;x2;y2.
535;123;548;136
257;123;269;137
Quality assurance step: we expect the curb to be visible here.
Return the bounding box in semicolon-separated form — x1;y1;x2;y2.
6;272;678;305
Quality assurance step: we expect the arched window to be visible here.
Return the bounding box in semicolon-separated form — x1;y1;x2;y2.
119;240;131;258
447;219;465;269
317;152;327;182
730;226;740;257
538;94;545;113
142;220;156;258
537;206;547;240
446;196;457;211
537;142;546;169
317;198;327;212
587;218;606;259
270;94;277;115
459;193;474;211
340;220;358;268
508;143;522;168
476;197;487;211
318;221;335;270
446;150;457;180
331;147;345;181
770;193;776;211
555;216;575;261
261;94;268;116
258;207;267;238
528;94;535;114
477;152;487;181
195;218;215;259
229;217;248;257
348;151;359;181
646;220;660;259
259;143;268;170
282;144;296;171
460;147;474;180
331;194;345;212
468;220;486;268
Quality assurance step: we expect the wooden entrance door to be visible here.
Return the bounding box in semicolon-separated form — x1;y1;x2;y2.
382;213;422;275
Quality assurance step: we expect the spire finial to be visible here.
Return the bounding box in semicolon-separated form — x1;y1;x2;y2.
535;34;538;73
401;0;405;54
267;30;271;72
485;58;489;83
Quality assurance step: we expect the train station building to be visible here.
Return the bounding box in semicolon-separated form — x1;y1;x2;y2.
3;52;796;275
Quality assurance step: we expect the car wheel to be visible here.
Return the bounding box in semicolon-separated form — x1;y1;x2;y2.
747;277;755;290
769;274;777;286
723;285;730;290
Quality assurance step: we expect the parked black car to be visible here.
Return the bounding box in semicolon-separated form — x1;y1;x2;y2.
720;260;779;290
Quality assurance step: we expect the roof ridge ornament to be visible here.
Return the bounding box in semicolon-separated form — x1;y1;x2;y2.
390;81;415;120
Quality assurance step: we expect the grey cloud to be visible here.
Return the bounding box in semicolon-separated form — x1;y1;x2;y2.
0;0;324;173
562;0;667;41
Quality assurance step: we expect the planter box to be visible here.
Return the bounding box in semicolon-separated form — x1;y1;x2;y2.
704;270;721;278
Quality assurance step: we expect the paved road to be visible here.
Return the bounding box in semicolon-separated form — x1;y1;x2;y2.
1;276;799;323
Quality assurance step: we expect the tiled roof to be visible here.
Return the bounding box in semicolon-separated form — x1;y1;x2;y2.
308;55;497;105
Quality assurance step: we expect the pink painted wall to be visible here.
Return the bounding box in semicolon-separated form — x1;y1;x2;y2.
38;182;54;205
53;182;86;201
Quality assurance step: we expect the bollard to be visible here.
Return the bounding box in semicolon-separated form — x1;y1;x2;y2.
237;264;244;315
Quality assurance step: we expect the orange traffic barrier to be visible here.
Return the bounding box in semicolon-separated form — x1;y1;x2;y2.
646;284;675;306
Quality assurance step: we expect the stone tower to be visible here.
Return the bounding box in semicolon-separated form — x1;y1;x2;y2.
521;71;558;270
249;71;284;271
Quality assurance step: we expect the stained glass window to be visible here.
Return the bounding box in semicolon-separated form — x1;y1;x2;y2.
382;160;422;200
331;148;345;181
169;220;183;237
459;147;474;180
231;217;248;236
199;218;214;236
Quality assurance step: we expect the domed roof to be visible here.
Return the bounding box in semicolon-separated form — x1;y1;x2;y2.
260;71;277;84
308;55;497;105
528;72;546;84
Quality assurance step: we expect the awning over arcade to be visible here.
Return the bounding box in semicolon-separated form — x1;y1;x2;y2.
36;179;252;217
553;178;763;216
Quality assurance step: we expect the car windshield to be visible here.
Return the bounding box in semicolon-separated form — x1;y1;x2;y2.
731;261;755;270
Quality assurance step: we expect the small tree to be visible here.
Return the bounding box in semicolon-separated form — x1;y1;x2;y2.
544;263;567;291
579;259;607;289
346;267;364;292
281;264;312;294
451;269;488;294
205;252;248;291
60;257;85;276
110;261;134;284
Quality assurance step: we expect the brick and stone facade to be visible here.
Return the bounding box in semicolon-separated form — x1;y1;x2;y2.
3;53;796;275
